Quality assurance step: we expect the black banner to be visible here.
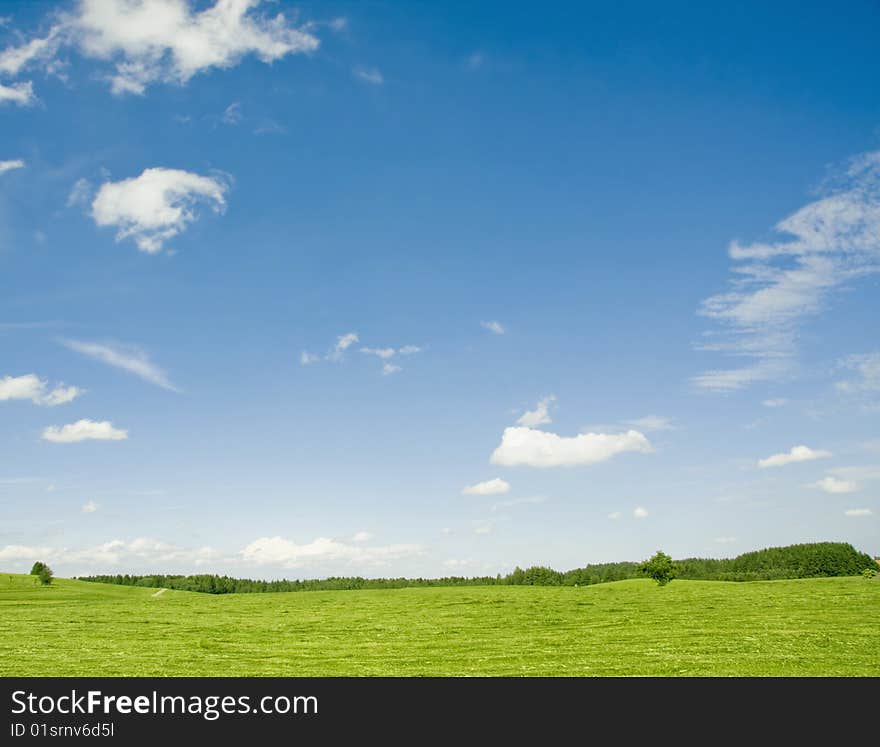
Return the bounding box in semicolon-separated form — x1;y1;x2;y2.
1;678;877;741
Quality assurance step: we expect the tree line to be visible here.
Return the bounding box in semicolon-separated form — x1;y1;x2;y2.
74;541;876;595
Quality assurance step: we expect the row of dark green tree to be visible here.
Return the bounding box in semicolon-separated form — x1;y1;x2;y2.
75;542;876;595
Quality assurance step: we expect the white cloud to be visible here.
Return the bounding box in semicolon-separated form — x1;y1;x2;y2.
359;344;422;375
516;395;555;428
762;398;789;408
61;339;177;391
714;536;737;544
607;511;622;520
490;426;652;468
836;352;880;394
299;350;320;366
360;347;396;359
443;558;474;569
844;508;872;517
461;477;510;496
42;419;128;443
0;80;36;106
694;150;880;390
66;177;94;207
625;415;673;432
0;0;319;97
91;167;228;253
757;445;831;468
0;158;25;174
351;531;372;543
0;537;217;566
633;507;649;519
472;521;494;535
0;374;83;406
353;66;382;85
481;320;505;335
239;536;422;568
81;500;99;513
812;476;858;494
222;101;242;125
327;331;358;362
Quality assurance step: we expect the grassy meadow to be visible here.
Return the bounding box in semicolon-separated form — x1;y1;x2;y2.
1;573;877;676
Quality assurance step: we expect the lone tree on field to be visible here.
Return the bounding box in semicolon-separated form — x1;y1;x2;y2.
639;550;678;586
30;561;47;576
31;562;54;586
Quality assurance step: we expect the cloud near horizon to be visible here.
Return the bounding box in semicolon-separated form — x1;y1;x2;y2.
239;536;423;569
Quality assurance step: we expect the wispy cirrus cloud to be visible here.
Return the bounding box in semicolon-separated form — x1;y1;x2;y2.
694;150;880;391
61;339;178;391
353;66;383;85
481;320;505;335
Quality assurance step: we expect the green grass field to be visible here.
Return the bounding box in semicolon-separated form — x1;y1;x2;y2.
1;574;877;676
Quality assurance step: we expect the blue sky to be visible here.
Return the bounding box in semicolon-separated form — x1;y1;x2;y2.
1;0;878;578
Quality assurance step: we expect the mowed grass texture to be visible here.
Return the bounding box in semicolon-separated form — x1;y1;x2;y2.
1;574;877;676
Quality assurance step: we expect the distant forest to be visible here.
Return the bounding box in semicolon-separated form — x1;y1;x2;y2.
77;542;877;595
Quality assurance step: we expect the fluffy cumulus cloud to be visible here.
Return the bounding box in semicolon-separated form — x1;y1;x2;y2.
632;506;649;519
694;150;880;391
239;536;423;569
516;396;555;428
0;374;82;406
490;426;652;468
461;477;510;496
61;339;177;390
0;158;25;174
757;445;831;468
81;500;100;513
90;167;228;253
812;476;858;494
481;320;505;335
0;0;319;97
42;419;128;443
